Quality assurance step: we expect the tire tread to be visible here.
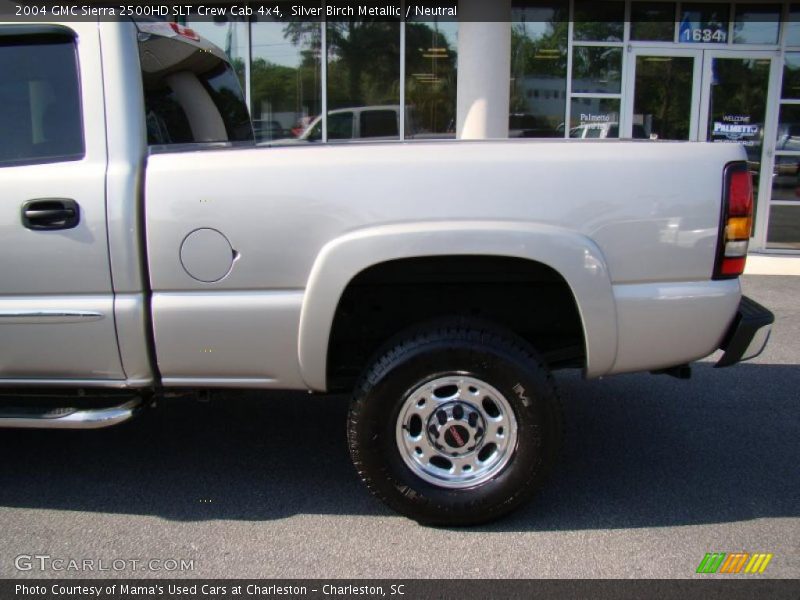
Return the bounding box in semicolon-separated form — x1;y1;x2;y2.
347;319;563;526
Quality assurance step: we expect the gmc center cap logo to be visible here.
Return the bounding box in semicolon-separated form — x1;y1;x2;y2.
444;424;470;448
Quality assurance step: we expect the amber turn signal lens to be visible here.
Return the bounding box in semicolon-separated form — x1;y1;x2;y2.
726;216;752;240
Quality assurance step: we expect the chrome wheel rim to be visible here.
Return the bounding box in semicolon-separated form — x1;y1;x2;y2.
395;375;518;489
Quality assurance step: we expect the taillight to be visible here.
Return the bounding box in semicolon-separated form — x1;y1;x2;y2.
137;22;201;43
169;22;200;42
714;162;753;279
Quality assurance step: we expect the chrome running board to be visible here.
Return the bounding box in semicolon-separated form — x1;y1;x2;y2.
0;398;142;429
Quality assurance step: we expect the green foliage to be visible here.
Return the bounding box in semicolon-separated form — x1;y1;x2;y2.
254;18;457;134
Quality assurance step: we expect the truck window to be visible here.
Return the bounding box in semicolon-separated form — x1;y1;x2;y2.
0;32;84;166
138;32;253;146
328;112;354;140
360;110;398;138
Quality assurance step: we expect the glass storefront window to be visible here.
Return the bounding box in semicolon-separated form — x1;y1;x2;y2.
326;20;401;141
770;29;800;251
707;56;770;230
573;0;624;42
767;205;800;248
633;55;694;140
679;3;730;44
571;46;622;94
630;2;676;42
733;3;781;45
782;53;800;99
569;98;620;138
771;156;800;201
707;57;769;152
405;20;458;139
250;17;322;143
777;105;800;150
510;1;568;138
785;4;800;46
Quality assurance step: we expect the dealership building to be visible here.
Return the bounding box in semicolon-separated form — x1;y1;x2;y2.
186;1;800;253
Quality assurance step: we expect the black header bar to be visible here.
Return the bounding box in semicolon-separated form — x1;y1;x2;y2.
2;0;794;23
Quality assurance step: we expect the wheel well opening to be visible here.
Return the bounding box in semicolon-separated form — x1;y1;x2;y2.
326;255;585;392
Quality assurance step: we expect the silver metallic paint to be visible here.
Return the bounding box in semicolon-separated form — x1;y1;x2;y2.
611;279;741;374
0;296;122;379
99;21;153;385
0;21;123;380
145;141;745;388
1;22;750;393
179;228;235;283
151;291;306;388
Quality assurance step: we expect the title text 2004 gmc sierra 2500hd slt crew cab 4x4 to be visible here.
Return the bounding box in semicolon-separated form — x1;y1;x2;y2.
0;20;774;525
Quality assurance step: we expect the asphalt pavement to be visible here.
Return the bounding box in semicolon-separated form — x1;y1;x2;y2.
0;275;797;579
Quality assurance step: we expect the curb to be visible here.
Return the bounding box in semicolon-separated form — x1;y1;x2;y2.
745;254;800;276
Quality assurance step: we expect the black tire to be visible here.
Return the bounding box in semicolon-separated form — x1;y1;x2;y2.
347;320;563;526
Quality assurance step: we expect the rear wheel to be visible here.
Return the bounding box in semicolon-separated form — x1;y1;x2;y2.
347;321;562;526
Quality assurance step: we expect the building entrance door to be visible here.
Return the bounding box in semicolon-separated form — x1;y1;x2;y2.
700;51;776;240
625;48;703;141
626;49;777;243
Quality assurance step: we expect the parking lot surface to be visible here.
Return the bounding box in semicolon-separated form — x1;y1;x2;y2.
0;276;797;579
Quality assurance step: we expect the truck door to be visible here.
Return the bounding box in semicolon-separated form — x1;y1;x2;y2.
0;24;124;382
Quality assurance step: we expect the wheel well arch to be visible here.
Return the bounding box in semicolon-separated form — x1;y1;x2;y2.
325;255;586;392
297;221;617;390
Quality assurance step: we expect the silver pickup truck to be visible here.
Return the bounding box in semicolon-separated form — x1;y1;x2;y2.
0;20;774;525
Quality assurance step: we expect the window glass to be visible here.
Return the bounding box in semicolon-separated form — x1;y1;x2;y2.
571;46;622;94
633;55;694;140
183;18;248;91
679;3;730;43
510;1;568;138
706;57;770;150
786;4;800;46
360;109;397;138
706;56;769;221
328;111;354;139
782;53;800;99
767;205;800;249
250;12;322;143
733;3;781;45
569;98;620;138
405;20;457;139
573;0;624;42
630;2;676;42
303;119;323;141
0;34;83;165
771;157;800;200
139;32;253;145
327;20;400;141
777;105;800;150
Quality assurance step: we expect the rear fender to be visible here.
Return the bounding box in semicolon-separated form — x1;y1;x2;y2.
298;221;617;390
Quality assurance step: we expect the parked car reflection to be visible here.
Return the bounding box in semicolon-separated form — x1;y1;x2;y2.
772;156;800;202
569;122;648;139
253;119;289;142
777;124;800;152
272;105;456;143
